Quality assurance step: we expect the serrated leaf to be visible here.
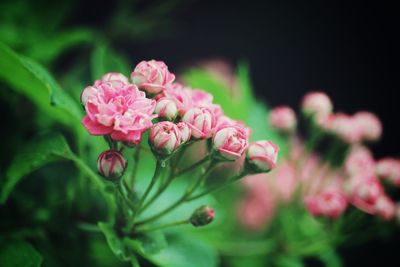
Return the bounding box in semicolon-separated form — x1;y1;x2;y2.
0;42;82;130
0;240;43;267
0;133;72;204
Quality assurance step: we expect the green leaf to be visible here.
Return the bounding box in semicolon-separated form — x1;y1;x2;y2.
98;222;130;262
273;256;304;267
142;235;218;267
0;240;42;267
135;231;167;255
91;45;130;81
0;133;73;204
319;249;342;267
0;42;83;131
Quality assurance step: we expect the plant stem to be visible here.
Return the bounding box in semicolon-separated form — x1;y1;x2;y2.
174;155;211;177
129;144;142;187
135;219;189;233
134;162;216;226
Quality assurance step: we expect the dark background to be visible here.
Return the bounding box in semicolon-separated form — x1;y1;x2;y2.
5;0;400;266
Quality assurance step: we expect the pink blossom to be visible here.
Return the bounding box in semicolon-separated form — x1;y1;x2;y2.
326;113;363;143
354;111;382;142
191;89;224;118
302;91;333;117
375;195;396;221
149;121;181;155
176;122;191;144
305;190;348;219
351;176;384;214
269;106;297;132
100;72;129;86
131;60;175;95
163;83;193;116
97;150;127;180
345;146;375;177
81;81;156;144
216;116;251;137
213;126;249;161
376;158;400;186
246;140;279;172
182;107;217;139
155;98;178;120
272;162;297;201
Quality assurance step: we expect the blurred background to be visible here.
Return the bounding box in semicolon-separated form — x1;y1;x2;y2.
1;0;399;266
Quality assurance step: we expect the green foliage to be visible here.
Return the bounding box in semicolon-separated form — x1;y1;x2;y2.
0;133;72;204
0;240;43;267
0;42;83;134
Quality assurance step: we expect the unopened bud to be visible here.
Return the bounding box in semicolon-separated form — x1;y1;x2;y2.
97;150;127;180
190;205;215;227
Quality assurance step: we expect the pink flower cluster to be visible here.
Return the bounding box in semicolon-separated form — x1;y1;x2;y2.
81;60;278;166
239;91;398;231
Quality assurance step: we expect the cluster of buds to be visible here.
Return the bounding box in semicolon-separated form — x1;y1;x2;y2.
238;91;398;231
81;59;279;233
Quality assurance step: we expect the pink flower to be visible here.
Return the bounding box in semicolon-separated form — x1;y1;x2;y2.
353;111;382;142
191;89;214;107
163;83;193;115
351;176;384;214
375;195;396;221
345;146;375;177
326;113;363;143
182;107;217;139
376;158;400;186
155;98;178;120
305;190;348;219
97;150;127;180
131;60;175;95
176;122;191;143
212;126;249;161
81;81;156;144
216;116;251;137
302;91;333;117
149;121;181;155
269;106;297;132
101;72;129;86
273;162;297;202
246;140;279;172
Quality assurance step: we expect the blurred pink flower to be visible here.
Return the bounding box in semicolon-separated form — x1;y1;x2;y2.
354;111;382;142
376;158;400;186
345;146;375;177
269;106;297;133
350;176;384;214
375;195;396;221
326;113;363;144
302;91;333;117
305;190;348;219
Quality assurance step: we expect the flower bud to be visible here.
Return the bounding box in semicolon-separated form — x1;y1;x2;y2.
182;107;217;139
350;176;383;214
213;126;248;161
375;195;396;221
97;150;127;180
155;98;178;120
301;91;333;117
305;190;348;219
176;122;191;143
149;121;181;155
246;140;279;173
101;72;129;86
269;106;297;133
131;60;175;95
375;158;400;186
353;111;382;142
189;205;215;227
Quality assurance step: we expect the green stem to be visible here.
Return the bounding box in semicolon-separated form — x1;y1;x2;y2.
135;219;189;233
129;145;142;187
134;162;216;226
174;155;211;177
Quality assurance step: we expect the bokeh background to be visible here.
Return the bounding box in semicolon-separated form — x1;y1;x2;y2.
1;0;399;266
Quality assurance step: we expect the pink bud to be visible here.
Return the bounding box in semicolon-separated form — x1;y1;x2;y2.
97;150;127;180
246;141;279;172
155;98;178;120
353;111;382;142
351;177;384;214
302;91;333;117
305;190;348;219
269;106;297;132
213;126;248;161
176;122;191;143
131;60;175;95
345;146;375;177
190;205;215;227
326;113;363;144
149;121;181;155
375;195;396;221
101;72;129;86
376;158;400;186
182;107;217;139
